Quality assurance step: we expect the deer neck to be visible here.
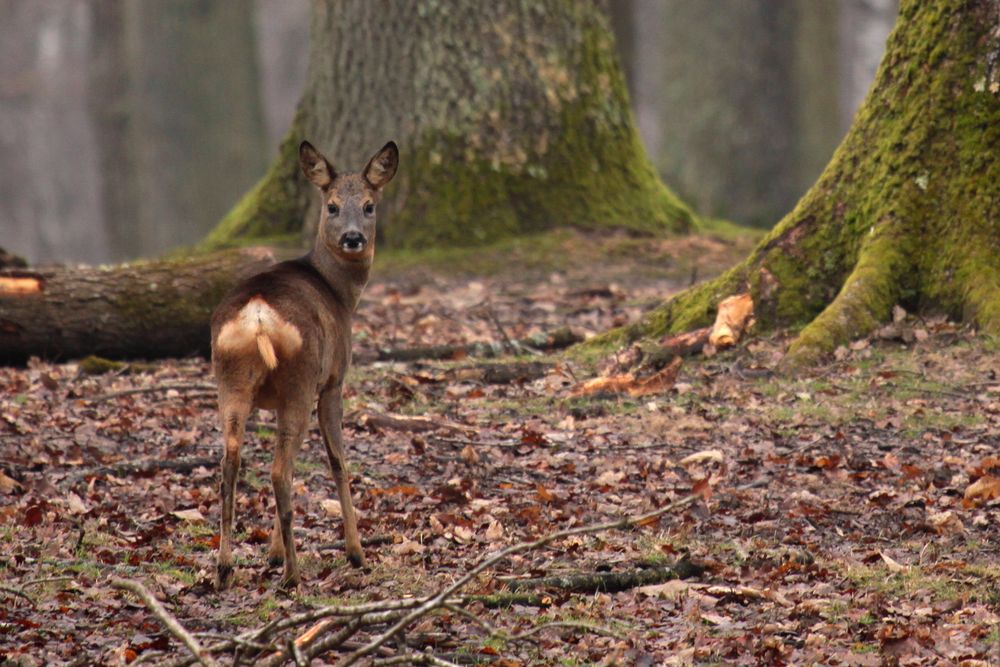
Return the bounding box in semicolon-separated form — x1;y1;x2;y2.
306;246;372;312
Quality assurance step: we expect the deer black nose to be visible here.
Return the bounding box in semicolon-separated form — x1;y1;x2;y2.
339;232;366;252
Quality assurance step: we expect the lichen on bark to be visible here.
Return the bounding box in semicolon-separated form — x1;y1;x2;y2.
586;0;1000;366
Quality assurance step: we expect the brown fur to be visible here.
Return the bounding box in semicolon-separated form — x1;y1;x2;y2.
211;140;398;590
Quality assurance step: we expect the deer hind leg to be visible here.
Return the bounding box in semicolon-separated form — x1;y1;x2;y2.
318;387;366;568
217;392;251;590
272;401;308;589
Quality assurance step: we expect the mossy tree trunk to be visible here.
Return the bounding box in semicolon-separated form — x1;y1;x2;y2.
203;0;694;251
592;0;1000;366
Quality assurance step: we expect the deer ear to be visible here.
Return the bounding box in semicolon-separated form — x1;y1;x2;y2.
363;141;399;190
299;141;335;189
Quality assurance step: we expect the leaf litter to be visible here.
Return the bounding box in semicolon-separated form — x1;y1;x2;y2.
1;231;999;665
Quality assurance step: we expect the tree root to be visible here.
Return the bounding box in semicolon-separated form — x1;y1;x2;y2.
783;227;911;367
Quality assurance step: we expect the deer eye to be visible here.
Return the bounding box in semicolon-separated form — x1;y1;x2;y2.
327;203;339;216
363;202;375;216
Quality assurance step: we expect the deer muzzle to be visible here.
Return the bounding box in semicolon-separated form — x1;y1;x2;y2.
339;231;367;253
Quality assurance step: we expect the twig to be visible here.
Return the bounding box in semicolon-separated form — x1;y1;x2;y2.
110;578;220;667
373;654;462;667
63;457;217;485
442;603;497;636
427;436;521;449
248;598;423;645
459;591;549;608
370;328;581;363
20;575;75;588
483;305;517;355
288;639;307;667
89;383;216;402
0;585;35;606
316;533;395;553
335;492;700;666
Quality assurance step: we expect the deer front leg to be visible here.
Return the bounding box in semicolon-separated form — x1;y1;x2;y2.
318;387;366;568
217;402;249;590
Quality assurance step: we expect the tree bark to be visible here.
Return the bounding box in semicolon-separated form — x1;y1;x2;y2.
203;0;694;251
0;249;275;364
588;0;1000;366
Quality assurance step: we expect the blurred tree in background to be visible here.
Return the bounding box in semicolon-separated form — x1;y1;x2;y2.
611;0;898;226
595;0;1000;365
0;0;897;264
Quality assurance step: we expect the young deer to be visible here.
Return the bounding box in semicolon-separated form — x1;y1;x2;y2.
211;140;398;590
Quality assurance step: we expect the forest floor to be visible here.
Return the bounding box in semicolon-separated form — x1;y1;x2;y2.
2;227;999;666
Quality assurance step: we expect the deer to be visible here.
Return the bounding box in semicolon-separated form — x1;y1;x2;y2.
210;140;398;590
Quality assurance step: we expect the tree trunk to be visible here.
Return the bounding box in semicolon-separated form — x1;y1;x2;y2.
203;0;694;251
104;0;269;260
0;249;275;365
589;0;1000;366
0;2;111;265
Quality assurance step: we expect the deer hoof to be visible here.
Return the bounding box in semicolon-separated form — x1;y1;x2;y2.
278;572;300;590
347;549;367;569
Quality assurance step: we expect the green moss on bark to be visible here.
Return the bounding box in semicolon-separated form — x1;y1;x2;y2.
199;2;694;252
583;0;1000;366
199;113;310;251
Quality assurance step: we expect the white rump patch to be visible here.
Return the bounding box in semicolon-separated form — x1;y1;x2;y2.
215;297;303;368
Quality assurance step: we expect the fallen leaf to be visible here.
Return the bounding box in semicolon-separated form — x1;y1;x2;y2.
65;492;88;515
638;579;689;600
680;449;724;466
536;484;555;503
595;469;625;486
570;357;682;398
484;520;504;541
321;499;342;517
392;538;425;555
459;445;480;464
0;471;23;494
928;510;964;535
880;551;908;573
449;525;474;543
963;474;1000;507
171;508;206;523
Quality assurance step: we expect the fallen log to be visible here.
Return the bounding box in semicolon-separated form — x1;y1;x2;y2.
502;558;703;596
369;327;582;363
0;248;277;365
61;457;219;485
